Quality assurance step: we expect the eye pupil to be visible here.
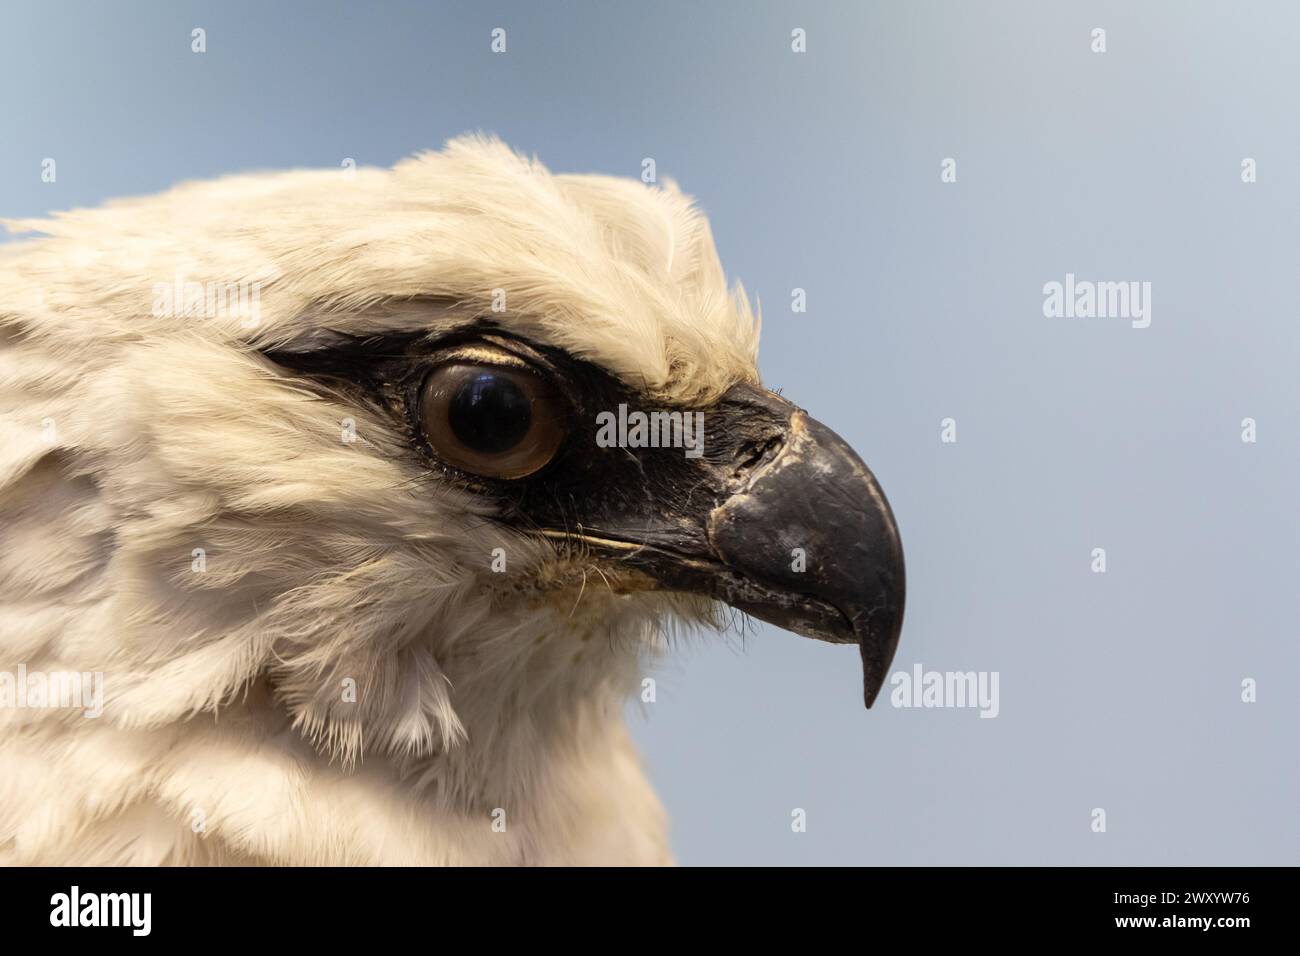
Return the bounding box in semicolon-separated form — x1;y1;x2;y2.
448;373;533;454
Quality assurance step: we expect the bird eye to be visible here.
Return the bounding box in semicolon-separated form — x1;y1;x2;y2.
419;363;567;479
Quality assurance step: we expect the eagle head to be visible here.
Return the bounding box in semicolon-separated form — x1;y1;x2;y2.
0;136;903;864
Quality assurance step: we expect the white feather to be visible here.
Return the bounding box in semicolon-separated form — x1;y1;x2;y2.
0;135;757;865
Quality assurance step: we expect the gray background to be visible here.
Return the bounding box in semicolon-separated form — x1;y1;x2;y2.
3;1;1296;865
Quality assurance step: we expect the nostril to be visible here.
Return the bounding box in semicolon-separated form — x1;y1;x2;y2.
731;434;784;484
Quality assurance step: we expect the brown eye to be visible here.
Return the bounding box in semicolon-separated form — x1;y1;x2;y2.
419;364;567;479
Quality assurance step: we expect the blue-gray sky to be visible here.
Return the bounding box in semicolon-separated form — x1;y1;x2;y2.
3;1;1296;864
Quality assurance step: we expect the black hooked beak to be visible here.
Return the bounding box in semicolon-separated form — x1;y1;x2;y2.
704;401;906;707
530;382;905;708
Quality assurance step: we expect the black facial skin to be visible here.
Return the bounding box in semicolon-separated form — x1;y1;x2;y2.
264;323;905;707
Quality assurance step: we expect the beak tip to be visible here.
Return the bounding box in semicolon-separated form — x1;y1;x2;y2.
857;602;904;710
860;646;885;709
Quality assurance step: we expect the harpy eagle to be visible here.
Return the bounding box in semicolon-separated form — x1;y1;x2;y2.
0;137;904;865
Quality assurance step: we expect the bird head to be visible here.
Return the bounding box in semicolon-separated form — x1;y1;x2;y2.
2;136;903;777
